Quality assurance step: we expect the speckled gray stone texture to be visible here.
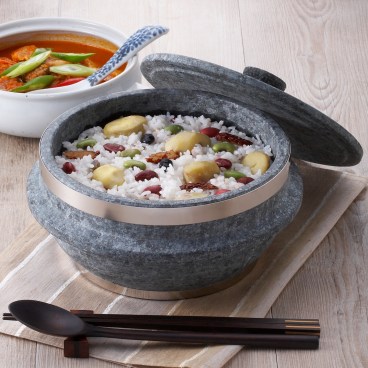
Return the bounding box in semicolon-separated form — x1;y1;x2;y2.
28;162;302;291
141;54;363;166
28;89;303;292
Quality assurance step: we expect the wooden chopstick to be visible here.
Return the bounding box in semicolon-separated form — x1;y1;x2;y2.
87;328;320;349
2;313;320;349
2;312;320;336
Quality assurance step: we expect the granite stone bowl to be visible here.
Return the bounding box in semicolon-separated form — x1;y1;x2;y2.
27;88;303;299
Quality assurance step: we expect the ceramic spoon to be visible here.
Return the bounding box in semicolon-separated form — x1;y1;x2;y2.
31;25;168;94
8;300;319;348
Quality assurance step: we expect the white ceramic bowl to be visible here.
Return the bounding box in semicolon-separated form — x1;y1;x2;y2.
0;17;141;138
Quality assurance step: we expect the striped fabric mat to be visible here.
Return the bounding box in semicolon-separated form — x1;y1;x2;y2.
0;161;366;368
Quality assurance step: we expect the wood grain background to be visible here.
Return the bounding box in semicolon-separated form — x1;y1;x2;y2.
0;0;367;367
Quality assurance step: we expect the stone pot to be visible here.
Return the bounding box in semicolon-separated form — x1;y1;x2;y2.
27;55;362;299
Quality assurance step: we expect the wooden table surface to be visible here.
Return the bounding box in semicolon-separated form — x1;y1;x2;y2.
1;1;367;367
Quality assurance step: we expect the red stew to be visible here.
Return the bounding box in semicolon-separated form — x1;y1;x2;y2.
0;40;127;92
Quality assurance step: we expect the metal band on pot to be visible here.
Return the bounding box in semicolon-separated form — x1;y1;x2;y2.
40;160;290;226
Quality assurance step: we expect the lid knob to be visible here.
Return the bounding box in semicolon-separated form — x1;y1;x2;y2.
243;67;286;91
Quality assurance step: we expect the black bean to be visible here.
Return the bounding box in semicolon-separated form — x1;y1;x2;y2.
159;158;173;171
141;133;155;144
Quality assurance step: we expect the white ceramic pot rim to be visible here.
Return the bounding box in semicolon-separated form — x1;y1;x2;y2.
0;17;138;99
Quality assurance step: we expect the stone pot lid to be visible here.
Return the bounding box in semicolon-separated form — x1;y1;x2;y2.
140;53;363;166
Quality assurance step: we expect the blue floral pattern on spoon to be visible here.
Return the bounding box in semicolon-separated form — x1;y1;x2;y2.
88;25;169;86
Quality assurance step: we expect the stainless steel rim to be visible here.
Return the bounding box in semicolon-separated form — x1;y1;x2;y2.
40;159;290;226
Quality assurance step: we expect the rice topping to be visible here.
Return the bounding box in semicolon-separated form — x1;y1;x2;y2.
55;113;273;200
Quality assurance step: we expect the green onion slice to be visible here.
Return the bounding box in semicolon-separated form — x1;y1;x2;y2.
51;52;95;62
11;75;55;93
32;48;51;57
49;64;96;77
7;50;52;78
0;62;22;76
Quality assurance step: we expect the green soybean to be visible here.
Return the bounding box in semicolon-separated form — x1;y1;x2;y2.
164;124;184;134
76;138;97;149
224;170;246;180
123;160;146;170
212;142;236;153
119;149;141;158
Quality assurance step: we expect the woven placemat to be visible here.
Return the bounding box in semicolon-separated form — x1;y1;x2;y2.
0;161;366;368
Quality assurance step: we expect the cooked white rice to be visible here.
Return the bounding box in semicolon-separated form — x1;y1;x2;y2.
55;113;273;200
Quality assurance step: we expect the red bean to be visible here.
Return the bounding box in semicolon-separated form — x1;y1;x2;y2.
237;177;254;185
214;189;231;195
62;162;76;174
215;158;232;170
143;185;162;195
135;170;159;181
200;127;220;137
103;143;125;153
